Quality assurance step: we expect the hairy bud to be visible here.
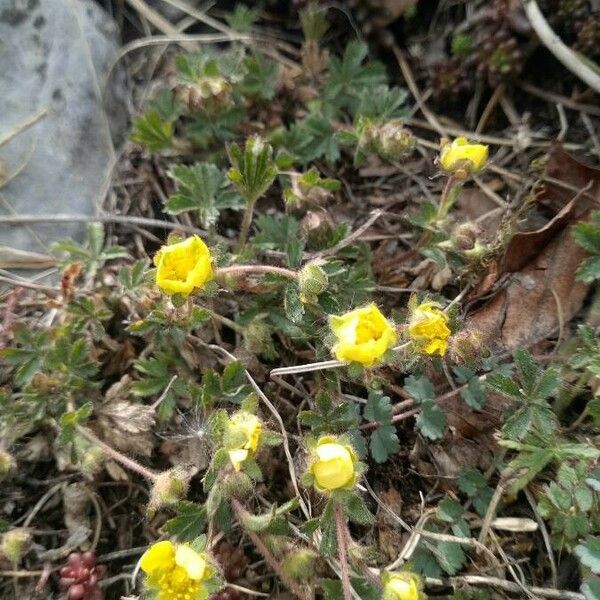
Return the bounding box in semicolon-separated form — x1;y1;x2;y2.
1;528;32;563
299;263;328;304
282;548;318;580
148;467;190;516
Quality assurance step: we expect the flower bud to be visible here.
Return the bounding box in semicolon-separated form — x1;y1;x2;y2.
1;528;32;563
243;317;276;359
439;137;488;177
225;412;262;472
0;449;16;481
309;435;358;492
282;548;318;580
148;467;190;516
382;571;423;600
375;121;416;162
299;263;328;304
448;329;483;363
451;222;480;251
221;470;254;499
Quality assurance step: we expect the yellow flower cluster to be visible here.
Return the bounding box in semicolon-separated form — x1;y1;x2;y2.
309;436;358;492
330;303;396;367
140;540;214;600
382;571;424;600
407;302;451;357
226;412;263;472
154;235;213;297
439;137;488;177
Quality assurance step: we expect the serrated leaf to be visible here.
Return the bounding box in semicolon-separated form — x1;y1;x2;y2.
576;538;600;573
577;256;600;283
514;348;537;395
436;541;466;575
130;111;173;151
404;375;435;403
369;424;399;463
344;494;375;525
437;496;464;523
163;502;207;541
487;372;521;399
364;391;393;423
416;400;446;440
284;284;304;323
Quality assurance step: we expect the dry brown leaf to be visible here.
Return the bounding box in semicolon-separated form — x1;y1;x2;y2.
97;376;155;456
62;482;91;549
466;145;600;351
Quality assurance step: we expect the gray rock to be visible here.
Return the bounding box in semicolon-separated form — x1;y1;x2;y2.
0;0;127;263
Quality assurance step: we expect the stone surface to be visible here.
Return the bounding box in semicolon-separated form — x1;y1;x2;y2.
0;0;126;262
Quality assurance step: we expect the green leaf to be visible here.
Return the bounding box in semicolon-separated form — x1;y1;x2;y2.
240;53;279;100
284;284;304;323
437;541;467;575
364;391;393;422
576;537;600;573
577;256;600;283
163;502;207;541
513;348;537;395
149;88;181;122
437;496;464;523
460;377;487;410
583;577;600;600
416;400;446;440
573;219;600;253
227;135;277;203
343;494;375;525
130;110;173;151
166;162;243;228
404;375;435;403
319;501;338;557
369;425;400;463
354;85;408;121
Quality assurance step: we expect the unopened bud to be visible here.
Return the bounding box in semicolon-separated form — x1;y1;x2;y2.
451;222;480;251
221;470;253;499
148;467;190;516
375;120;416;162
1;528;32;563
299;263;328;304
178;77;231;113
282;548;318;580
448;329;484;363
244;317;276;358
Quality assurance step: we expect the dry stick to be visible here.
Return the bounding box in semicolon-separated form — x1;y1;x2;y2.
334;503;354;600
475;83;506;134
425;575;584;600
216;265;298;280
231;499;310;600
0;109;48;148
0;213;209;237
517;79;600;117
76;426;158;482
523;0;600;94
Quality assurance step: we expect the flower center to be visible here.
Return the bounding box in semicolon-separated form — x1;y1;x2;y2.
355;321;382;343
158;568;201;600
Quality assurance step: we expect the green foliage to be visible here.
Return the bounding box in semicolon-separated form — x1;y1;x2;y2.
54;223;129;278
300;392;361;436
405;375;447;440
225;4;257;32
239;53;279;100
363;391;399;463
538;462;600;550
165;162;244;228
130;110;173;151
227;135;277;203
453;366;487;410
163;502;208;541
574;212;600;282
457;468;493;517
488;349;559;441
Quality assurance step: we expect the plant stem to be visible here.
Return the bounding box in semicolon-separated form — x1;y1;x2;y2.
231;499;310;600
77;426;158;482
436;175;462;221
334;502;353;600
236;197;257;253
216;264;299;280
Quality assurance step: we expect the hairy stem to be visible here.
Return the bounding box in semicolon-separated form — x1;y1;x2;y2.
334;502;353;600
436;175;462;221
216;264;299;280
77;426;158;482
231;499;310;600
236;197;257;253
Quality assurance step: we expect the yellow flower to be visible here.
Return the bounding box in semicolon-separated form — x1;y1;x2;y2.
330;303;397;367
154;235;213;296
226;412;262;472
140;540;214;600
407;302;451;357
310;436;357;492
439;137;488;176
383;572;423;600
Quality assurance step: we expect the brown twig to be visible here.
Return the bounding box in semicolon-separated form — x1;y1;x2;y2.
216;265;299;280
76;426;158;482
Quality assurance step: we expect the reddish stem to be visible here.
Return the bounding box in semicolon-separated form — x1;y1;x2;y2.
334;502;353;600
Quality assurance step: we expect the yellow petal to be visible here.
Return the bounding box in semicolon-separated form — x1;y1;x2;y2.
439;137;488;175
155;235;214;296
140;540;175;575
330;304;396;367
312;440;356;491
229;448;249;471
385;573;421;600
175;544;207;580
